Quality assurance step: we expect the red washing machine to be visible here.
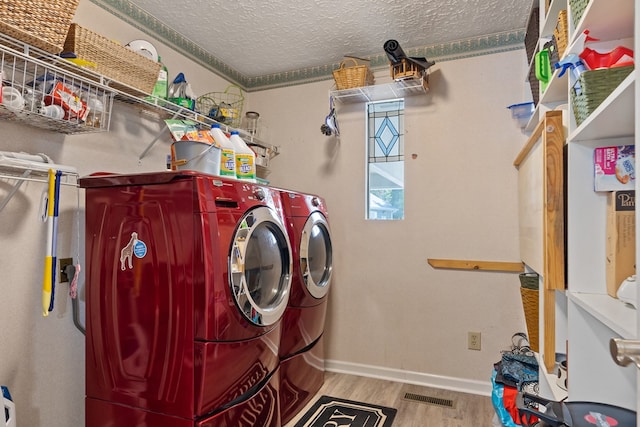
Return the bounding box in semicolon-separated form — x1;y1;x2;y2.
80;171;293;427
277;190;333;424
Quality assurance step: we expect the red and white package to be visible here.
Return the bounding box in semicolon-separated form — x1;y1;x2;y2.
44;81;89;121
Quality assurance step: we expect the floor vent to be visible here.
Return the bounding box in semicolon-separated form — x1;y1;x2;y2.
402;392;455;408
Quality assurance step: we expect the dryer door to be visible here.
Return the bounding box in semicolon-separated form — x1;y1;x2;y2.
301;211;333;299
230;206;292;326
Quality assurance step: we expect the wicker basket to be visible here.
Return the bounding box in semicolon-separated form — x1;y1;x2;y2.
0;0;79;54
524;6;539;64
196;85;244;128
519;273;539;353
333;58;374;90
569;0;590;28
571;65;634;126
390;58;427;81
528;64;540;106
553;10;569;59
62;23;161;96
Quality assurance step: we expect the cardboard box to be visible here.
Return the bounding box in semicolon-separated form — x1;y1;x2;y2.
594;145;635;192
606;190;636;297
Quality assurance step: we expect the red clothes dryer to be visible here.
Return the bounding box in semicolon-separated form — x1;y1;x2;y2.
277;190;333;424
80;171;293;427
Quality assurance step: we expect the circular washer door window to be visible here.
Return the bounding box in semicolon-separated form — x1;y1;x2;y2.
230;206;292;326
301;211;333;299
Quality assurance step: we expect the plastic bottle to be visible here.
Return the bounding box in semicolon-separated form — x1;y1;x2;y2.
209;124;236;178
146;56;168;102
2;385;16;427
555;54;587;95
229;131;256;182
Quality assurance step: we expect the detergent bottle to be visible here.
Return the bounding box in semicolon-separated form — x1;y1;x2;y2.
145;56;168;103
229;131;256;182
209;124;236;178
2;386;16;427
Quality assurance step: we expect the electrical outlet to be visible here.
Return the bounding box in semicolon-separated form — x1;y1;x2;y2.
468;332;481;351
59;258;74;283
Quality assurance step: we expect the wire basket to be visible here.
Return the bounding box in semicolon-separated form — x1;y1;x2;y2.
571;65;634;126
332;58;374;90
0;0;80;54
196;85;244;127
519;273;539;353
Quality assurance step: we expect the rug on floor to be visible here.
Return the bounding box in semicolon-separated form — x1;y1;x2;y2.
294;395;397;427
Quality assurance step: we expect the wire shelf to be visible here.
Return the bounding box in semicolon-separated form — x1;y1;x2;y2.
0;32;114;134
0;151;78;212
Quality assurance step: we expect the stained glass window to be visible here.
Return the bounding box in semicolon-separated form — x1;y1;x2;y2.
366;99;404;220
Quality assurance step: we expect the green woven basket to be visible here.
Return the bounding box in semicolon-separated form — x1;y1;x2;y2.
569;0;589;28
571;65;634;126
519;273;539;290
518;273;539;352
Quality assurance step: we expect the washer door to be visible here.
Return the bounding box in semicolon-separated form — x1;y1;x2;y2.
230;206;292;326
301;211;333;299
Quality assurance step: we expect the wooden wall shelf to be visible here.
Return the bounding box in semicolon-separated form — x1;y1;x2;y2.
427;258;524;273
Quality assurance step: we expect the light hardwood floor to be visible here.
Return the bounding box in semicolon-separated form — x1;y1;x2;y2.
284;371;495;426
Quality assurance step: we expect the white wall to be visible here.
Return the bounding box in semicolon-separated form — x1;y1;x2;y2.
0;1;531;425
248;51;531;388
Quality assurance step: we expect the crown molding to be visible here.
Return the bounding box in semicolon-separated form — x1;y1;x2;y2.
90;0;525;92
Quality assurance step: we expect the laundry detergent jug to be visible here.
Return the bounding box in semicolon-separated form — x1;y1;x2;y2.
2;386;16;427
229;131;256;182
209;124;236;178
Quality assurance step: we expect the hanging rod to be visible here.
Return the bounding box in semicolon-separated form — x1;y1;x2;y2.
0;172;78;184
0;151;78;212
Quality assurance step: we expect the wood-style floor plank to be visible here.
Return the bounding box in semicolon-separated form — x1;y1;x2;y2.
284;372;495;426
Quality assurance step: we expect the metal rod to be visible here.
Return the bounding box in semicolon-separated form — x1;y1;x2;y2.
72;293;85;336
610;338;640;369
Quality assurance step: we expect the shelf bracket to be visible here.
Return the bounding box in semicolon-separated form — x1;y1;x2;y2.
0;151;79;213
0;169;31;212
138;110;183;162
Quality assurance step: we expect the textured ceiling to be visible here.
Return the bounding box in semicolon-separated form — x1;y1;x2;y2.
95;0;532;88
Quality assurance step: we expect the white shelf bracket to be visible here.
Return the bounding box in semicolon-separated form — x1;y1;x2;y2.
0;169;31;212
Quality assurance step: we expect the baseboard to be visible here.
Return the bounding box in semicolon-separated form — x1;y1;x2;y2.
324;359;492;397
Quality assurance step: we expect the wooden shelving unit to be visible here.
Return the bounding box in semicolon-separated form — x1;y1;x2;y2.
514;110;565;376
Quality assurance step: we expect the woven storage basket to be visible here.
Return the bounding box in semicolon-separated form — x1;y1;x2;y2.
63;23;161;96
571;65;634;126
390;58;426;81
519;273;539;353
0;0;79;54
569;0;589;28
528;64;540;106
333;58;374;90
553;10;569;59
524;6;539;64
